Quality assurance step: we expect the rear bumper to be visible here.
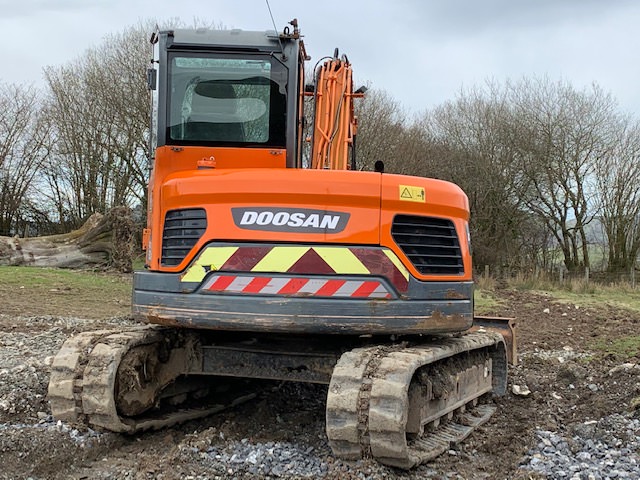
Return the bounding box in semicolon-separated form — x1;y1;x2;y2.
132;271;474;335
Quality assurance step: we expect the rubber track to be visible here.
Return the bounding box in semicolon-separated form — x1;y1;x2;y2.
326;331;507;469
48;329;115;425
48;326;254;433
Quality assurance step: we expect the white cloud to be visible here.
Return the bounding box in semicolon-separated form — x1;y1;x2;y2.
0;0;639;114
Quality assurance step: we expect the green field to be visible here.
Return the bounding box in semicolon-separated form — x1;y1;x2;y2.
0;266;132;319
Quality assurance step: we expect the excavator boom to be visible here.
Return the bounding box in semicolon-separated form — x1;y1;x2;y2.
309;53;362;170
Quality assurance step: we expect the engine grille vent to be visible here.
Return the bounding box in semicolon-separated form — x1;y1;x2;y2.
391;215;464;275
161;209;207;266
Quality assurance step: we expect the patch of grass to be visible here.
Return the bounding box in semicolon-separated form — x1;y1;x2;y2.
546;285;640;314
561;278;597;295
577;354;595;365
0;266;131;319
0;266;128;290
591;335;640;360
475;275;496;291
508;272;556;292
132;254;146;271
474;288;503;315
505;272;640;313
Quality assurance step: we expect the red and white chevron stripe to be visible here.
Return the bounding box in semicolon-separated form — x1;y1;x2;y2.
204;274;392;299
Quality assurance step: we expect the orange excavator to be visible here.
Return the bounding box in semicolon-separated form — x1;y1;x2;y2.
48;20;515;469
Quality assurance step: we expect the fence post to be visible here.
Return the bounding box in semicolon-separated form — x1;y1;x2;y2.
585;267;589;284
484;264;489;279
632;267;636;289
559;268;564;284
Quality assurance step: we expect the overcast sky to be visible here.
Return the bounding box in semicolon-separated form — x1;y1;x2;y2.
1;0;639;115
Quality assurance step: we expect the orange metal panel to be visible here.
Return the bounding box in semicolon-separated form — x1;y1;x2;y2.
379;173;472;282
146;144;473;284
149;169;383;271
146;145;287;268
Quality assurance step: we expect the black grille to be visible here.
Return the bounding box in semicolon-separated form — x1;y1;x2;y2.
161;209;207;266
391;215;464;275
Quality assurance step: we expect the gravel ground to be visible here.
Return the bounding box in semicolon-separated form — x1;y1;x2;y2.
523;414;640;479
1;289;639;479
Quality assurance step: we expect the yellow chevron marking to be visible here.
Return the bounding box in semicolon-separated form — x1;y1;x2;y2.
252;246;311;272
313;247;369;274
383;249;410;281
180;245;410;283
181;246;238;283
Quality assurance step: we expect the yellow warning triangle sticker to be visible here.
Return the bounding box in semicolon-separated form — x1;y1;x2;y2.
399;185;425;203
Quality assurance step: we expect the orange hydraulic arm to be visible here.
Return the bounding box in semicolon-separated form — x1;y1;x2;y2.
308;54;363;170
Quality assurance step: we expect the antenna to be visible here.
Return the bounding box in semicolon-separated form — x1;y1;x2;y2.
265;0;285;56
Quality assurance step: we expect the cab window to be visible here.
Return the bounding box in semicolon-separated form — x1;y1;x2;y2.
167;55;287;147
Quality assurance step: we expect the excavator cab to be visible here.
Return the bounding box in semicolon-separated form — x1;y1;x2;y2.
149;26;304;169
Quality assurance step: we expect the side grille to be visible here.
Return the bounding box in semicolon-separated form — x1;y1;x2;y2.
391;215;464;275
161;209;207;267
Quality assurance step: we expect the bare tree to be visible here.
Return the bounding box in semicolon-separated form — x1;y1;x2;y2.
508;78;619;273
594;117;640;272
42;23;152;228
354;89;407;170
415;78;626;274
98;24;154;205
7;18;636;278
0;82;50;235
423;84;537;270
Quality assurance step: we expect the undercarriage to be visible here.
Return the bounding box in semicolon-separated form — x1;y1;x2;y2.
48;323;511;469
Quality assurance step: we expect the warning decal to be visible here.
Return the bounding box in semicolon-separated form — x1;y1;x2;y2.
399;185;426;203
180;244;410;293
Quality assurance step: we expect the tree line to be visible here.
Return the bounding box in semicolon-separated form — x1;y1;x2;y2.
1;23;639;275
0;24;150;238
356;81;640;275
